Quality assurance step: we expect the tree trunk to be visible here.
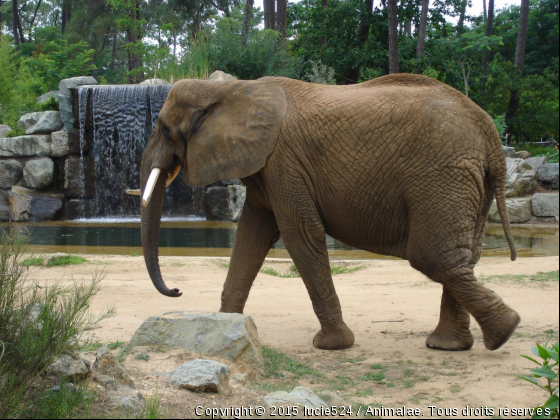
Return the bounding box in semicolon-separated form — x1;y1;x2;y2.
388;0;399;73
416;0;429;59
61;0;72;34
264;0;275;30
242;0;254;38
126;2;144;84
320;0;328;47
344;0;374;84
482;0;487;21
276;0;287;38
456;0;467;37
12;0;22;49
481;0;494;74
505;0;530;144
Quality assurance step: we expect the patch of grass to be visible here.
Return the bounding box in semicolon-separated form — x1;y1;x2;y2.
137;352;150;361
403;369;415;378
116;345;133;363
23;381;92;419
360;371;386;382
169;262;186;267
341;357;366;364
251;380;297;393
130;252;139;257
143;393;164;419
261;346;318;378
354;388;374;398
329;263;365;275
46;255;87;267
260;266;299;278
260;262;365;278
450;384;462;393
403;379;416;389
479;271;559;284
80;341;104;352
107;340;124;350
20;256;45;267
370;363;384;370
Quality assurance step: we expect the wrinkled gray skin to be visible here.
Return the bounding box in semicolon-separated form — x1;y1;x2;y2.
140;74;520;352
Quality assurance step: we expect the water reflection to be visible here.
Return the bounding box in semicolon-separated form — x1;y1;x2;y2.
1;221;557;260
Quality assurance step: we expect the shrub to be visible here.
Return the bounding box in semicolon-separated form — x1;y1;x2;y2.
0;230;113;418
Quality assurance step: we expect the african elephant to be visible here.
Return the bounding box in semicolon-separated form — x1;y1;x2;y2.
138;74;520;352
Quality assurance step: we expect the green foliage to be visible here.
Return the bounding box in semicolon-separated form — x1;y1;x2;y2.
261;346;318;378
0;230;113;418
23;381;92;419
136;352;150;361
520;342;559;419
46;255;87;268
303;60;336;84
493;114;508;142
20;256;45;267
38;96;59;112
107;340;125;350
143;393;164;420
539;151;559;164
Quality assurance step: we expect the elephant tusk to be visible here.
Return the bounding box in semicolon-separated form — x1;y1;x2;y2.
126;189;141;196
166;165;181;187
142;168;161;208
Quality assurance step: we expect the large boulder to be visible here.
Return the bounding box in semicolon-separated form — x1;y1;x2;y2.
264;387;327;409
139;78;169;85
525;156;549;172
488;198;532;224
58;76;98;130
505;158;538;197
0;159;23;188
532;193;559;222
106;386;144;411
538;163;559;190
0;135;51;157
130;312;262;368
17;111;63;134
53;129;87;156
208;70;238;82
92;346;135;388
23;158;54;189
168;359;230;394
63;155;95;198
0;190;10;221
204;185;246;222
47;352;90;381
515;151;531;160
8;186;63;221
0;124;12;138
502;146;516;159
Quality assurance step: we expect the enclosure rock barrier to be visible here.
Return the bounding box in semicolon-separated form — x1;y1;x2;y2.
8;186;63;221
129;312;263;368
0;135;52;157
18;111;62;134
538;163;560;190
0;125;11;138
0;160;22;188
23;157;54;189
168;359;230;394
488;198;533;224
526;157;550;172
532;194;559;222
47;352;91;381
505;158;538;197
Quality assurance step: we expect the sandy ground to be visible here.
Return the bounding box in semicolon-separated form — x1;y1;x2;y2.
26;255;559;419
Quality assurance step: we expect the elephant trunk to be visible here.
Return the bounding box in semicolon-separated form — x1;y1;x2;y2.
140;169;182;298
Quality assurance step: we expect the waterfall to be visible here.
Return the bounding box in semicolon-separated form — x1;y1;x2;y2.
78;84;204;220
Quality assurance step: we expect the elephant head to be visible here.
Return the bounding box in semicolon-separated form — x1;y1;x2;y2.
139;79;287;297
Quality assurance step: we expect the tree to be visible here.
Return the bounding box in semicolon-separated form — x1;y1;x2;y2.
242;0;254;37
277;0;287;38
416;0;429;59
481;0;494;73
388;0;399;73
456;0;468;37
264;0;275;29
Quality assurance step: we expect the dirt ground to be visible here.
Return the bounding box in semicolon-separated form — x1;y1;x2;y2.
27;255;559;419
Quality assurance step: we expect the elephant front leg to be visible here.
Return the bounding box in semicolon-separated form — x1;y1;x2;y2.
220;201;279;314
276;207;354;350
426;287;474;351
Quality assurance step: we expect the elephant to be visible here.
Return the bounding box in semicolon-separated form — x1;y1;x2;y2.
137;74;520;352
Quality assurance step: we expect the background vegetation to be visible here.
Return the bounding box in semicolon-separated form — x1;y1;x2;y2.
0;0;558;145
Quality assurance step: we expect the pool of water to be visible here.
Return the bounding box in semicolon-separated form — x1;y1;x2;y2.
1;221;558;260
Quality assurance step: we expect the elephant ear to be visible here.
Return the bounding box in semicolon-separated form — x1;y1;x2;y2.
183;79;287;187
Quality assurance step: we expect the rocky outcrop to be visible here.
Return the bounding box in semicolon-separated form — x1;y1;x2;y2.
515;151;531;159
489;198;533;224
532;194;559;222
538;163;559;190
168;359;230;394
526;157;549;171
23;158;54;189
204;184;246;222
106;386;144;410
0;124;12;138
502;146;516;158
139;79;169;85
264;387;327;409
18;111;62;134
92;346;135;388
506;158;538;197
58;76;98;130
208;70;238;82
47;352;91;381
0;135;51;157
129;312;262;368
0;159;23;188
0;190;9;221
51;130;69;157
8;186;63;221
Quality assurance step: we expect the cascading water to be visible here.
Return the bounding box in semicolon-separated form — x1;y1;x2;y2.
78;85;204;220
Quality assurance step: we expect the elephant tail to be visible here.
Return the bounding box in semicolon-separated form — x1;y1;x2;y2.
489;146;517;262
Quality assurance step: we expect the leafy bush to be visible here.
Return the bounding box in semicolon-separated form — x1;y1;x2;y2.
0;230;113;418
303;60;336;85
520;342;559;419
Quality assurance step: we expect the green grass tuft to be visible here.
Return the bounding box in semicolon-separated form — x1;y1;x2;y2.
46;255;87;267
20;256;45;267
262;346;318;378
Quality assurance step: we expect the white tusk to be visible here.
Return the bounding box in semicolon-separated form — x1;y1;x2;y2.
166;165;181;187
126;189;141;196
142;168;161;207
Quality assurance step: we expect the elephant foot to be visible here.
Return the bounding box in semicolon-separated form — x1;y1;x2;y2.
313;324;355;350
480;307;520;351
426;329;474;351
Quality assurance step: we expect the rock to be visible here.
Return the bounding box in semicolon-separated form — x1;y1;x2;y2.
130;312;262;368
0;159;23;188
515;151;531;159
63;155;95;198
139;78;169;85
8;186;63;221
506;158;538;197
64;198;95;220
231;373;247;385
92;346;135;388
204;185;246;221
0;135;51;157
51;130;69;156
59;76;98;96
0;124;12;138
526;157;549;171
106;385;144;410
538;163;559;190
502;146;516;159
37;91;59;104
58;76;97;130
23;158;54;189
47;354;90;381
168;359;230;394
67;129;88;154
208;70;238;82
93;374;118;389
488;198;532;223
18;111;62;134
264;387;326;409
0;190;9;221
532;193;559;222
